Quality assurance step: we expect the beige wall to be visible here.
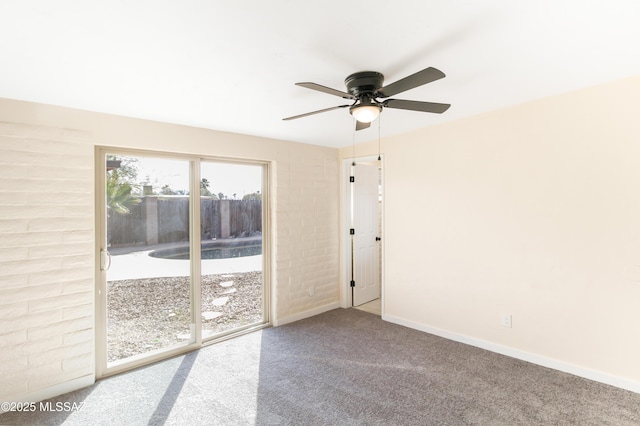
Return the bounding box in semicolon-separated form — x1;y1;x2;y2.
3;71;640;402
0;99;340;402
342;74;640;391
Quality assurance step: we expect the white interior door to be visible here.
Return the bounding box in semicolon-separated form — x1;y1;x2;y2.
351;162;381;306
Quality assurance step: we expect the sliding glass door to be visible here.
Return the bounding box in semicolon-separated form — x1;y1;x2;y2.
199;161;265;339
97;149;268;376
101;153;194;369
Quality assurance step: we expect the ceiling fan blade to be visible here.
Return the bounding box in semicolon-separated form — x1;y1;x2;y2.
383;99;451;114
377;67;446;98
355;120;370;131
296;82;355;99
283;105;350;121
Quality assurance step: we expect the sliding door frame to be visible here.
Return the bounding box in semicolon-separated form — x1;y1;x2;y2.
95;147;271;379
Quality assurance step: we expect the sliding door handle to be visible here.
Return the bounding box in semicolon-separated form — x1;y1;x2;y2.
100;249;111;271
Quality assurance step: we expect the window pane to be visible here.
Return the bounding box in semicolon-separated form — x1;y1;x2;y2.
199;162;264;338
105;155;193;363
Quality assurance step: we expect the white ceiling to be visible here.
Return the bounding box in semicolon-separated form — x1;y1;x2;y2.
1;1;640;148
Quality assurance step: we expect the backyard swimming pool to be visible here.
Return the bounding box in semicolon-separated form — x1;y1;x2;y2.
149;239;262;260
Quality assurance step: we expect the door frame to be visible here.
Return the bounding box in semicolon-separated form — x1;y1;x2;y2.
340;154;384;313
95;147;272;378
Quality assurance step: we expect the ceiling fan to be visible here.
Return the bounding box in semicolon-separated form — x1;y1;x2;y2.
283;67;451;130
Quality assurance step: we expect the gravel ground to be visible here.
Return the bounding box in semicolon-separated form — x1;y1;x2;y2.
107;271;263;362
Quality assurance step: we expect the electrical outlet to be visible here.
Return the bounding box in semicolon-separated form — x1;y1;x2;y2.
308;287;315;297
501;314;512;328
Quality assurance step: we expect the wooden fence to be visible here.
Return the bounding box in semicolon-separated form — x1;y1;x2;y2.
108;197;261;246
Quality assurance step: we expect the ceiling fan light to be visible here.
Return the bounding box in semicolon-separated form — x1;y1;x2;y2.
350;104;381;123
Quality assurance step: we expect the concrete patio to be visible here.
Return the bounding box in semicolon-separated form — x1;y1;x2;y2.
106;242;262;281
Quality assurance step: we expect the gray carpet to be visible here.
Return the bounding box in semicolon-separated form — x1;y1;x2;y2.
2;308;640;425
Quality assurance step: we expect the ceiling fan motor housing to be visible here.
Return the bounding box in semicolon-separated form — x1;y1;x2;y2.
345;71;384;98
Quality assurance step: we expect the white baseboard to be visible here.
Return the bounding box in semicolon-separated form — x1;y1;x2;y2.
383;314;640;395
274;302;341;326
2;374;95;411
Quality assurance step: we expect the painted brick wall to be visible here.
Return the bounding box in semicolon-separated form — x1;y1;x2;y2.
0;123;94;400
0;100;342;403
274;151;340;322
